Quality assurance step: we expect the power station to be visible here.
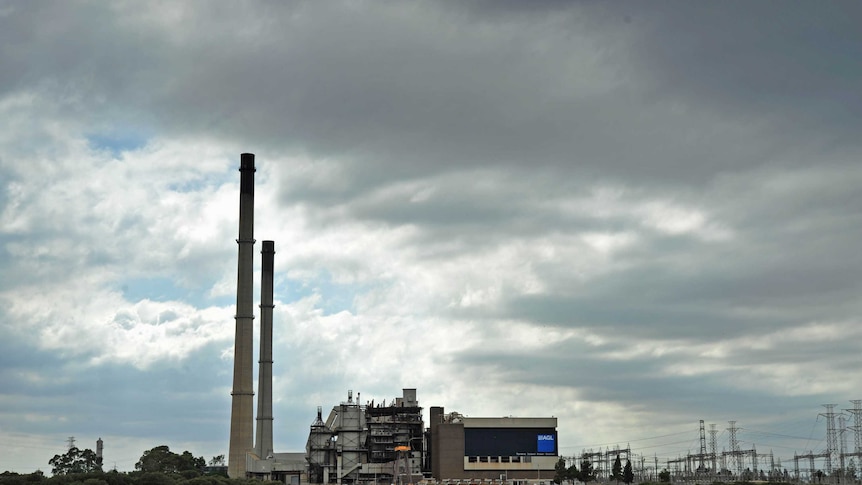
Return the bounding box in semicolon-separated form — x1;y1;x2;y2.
223;154;862;485
225;153;558;483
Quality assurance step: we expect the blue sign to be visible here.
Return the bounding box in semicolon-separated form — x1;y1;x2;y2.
537;434;555;453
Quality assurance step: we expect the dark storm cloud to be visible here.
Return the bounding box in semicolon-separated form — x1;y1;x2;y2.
0;0;777;192
8;0;859;200
600;2;862;135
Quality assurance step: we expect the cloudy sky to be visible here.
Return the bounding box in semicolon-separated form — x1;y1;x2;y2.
2;0;862;475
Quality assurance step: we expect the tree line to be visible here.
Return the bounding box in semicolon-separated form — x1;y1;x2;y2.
0;445;277;485
554;455;634;485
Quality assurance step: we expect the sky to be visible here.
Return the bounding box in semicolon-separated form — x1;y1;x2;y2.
1;0;862;476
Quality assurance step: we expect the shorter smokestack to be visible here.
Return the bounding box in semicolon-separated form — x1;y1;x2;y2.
255;240;275;460
96;438;103;466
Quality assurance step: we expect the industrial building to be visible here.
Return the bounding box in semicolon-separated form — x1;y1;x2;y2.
224;154;558;483
428;409;557;482
306;389;425;485
303;390;558;485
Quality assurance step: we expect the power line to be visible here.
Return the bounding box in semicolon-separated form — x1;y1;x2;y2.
742;429;822;442
560;429;697;449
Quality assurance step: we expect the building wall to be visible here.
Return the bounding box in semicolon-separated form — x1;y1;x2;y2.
434;422;466;480
431;417;558;481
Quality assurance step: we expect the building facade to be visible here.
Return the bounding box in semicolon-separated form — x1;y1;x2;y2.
429;408;558;482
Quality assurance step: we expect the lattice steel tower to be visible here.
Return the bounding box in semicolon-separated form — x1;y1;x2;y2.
821;404;839;475
728;421;741;476
709;424;718;472
847;400;862;457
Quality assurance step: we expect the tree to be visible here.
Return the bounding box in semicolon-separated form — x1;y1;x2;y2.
578;457;595;483
566;463;579;484
208;455;225;467
554;458;568;485
48;447;103;475
623;459;634;484
658;468;671;483
135;445;204;475
611;455;622;483
178;451;206;472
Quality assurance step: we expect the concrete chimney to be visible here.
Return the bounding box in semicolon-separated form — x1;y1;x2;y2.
229;153;256;478
255;240;275;460
96;438;103;467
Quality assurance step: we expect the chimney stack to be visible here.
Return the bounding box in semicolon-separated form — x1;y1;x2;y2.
228;153;256;478
255;240;275;460
96;438;103;467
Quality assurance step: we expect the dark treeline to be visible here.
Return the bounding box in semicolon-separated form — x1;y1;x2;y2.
1;445;280;485
0;471;281;485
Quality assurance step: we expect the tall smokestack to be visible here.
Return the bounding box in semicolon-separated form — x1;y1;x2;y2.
255;240;275;460
229;153;256;478
96;438;103;467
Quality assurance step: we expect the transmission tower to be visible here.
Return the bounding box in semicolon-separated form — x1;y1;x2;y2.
847;400;862;457
699;420;707;471
728;421;741;476
67;436;76;450
839;414;847;472
709;424;718;473
822;404;839;474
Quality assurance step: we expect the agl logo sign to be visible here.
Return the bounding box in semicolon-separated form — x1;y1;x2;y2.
537;434;555;453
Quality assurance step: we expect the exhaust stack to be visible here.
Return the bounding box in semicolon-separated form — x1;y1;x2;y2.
255;240;275;460
228;153;256;478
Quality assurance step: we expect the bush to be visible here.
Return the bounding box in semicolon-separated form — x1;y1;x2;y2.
133;473;175;485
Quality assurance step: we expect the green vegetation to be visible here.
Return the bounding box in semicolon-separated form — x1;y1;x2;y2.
658;469;671;483
0;445;267;485
611;455;622;484
578;457;595;483
135;446;205;475
552;457;580;485
49;448;102;475
622;459;634;484
0;471;280;485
